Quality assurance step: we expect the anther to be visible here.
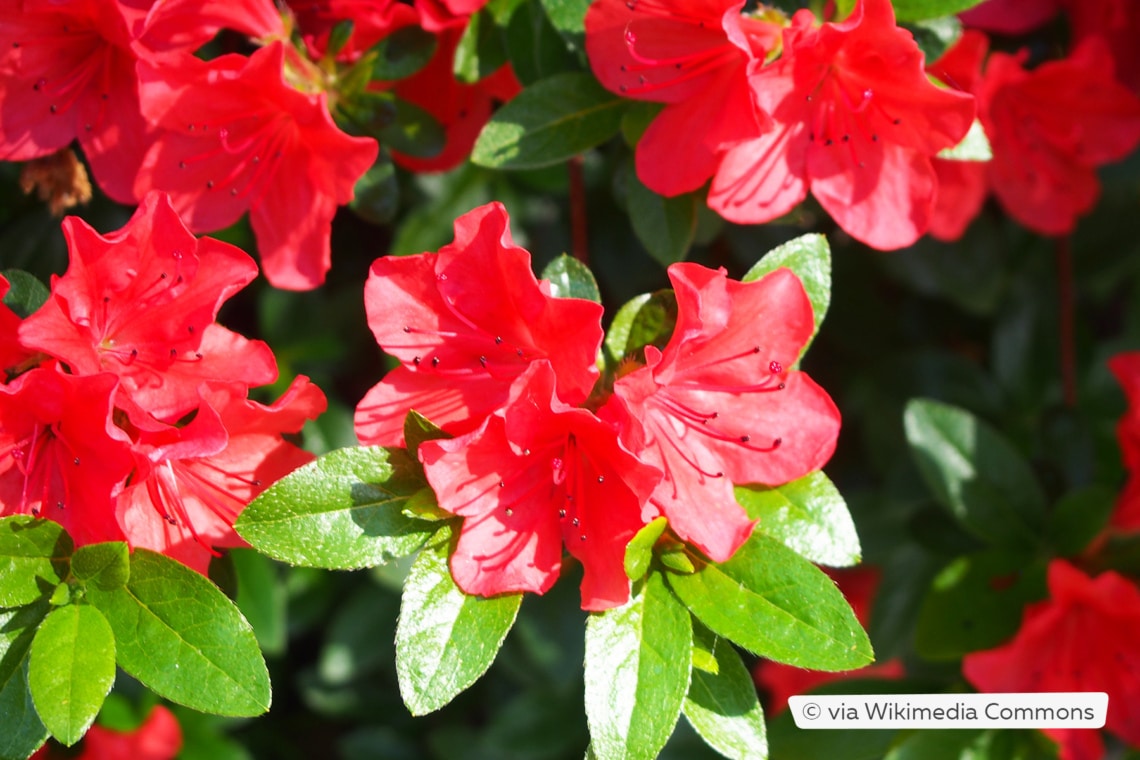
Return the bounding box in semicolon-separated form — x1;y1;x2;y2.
559;509;566;518
740;435;751;443
769;361;782;374
479;356;487;368
572;517;580;526
597;476;605;483
431;357;440;367
495;336;503;344
499;480;505;488
505;508;513;516
403;326;411;332
413;356;421;365
72;457;79;466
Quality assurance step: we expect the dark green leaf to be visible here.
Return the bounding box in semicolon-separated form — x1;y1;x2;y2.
668;534;872;671
624;516;668;581
325;20;355;59
602;290;677;368
539;0;589;47
454;7;509;83
915;550;1046;660
396;525;522;715
903;15;961;65
87;550;270;717
0;516;72;608
236;446;435;570
736;471;860;567
891;0;987;22
505;0;579;86
541;253;602;302
70;542;129;591
403;410;451;461
903;399;1046;547
472;73;627;169
231;549;287;657
0;269;49;319
0;659;47;760
1048;485;1116;557
28;604;115;745
341;92;445;159
683;624;767;760
626;170;698;268
369;25;438;81
0;601;48;691
584;572;691;760
620;102;664;147
349;155;399;226
744;234;831;358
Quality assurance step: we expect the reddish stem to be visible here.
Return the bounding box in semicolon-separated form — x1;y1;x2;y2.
568;156;588;264
1056;235;1077;408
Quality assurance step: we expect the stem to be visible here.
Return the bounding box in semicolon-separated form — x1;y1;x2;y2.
568;156;588;264
1056;235;1077;408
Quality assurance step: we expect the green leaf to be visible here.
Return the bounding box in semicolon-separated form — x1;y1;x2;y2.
744;234;831;358
341;92;445;159
0;658;47;760
87;550;270;717
403;410;451;461
0;516;72;608
904;16;961;64
541;254;602;302
667;534;873;671
472;73;627;169
736;472;860;567
890;0;988;23
236;446;435;569
903;399;1046;547
505;0;579;86
70;542;129;591
620;102;664;147
602;290;677;368
368;25;438;81
0;269;49;319
28;604;115;745
683;624;767;760
936;119;992;161
1048;485;1117;557
539;0;589;47
231;549;287;657
396;525;522;715
584;572;691;760
914;550;1046;660
624;517;668;581
454;7;509;83
349;155;399;226
626;169;698;268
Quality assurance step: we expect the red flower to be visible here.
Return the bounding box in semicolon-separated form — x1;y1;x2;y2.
0;273;33;376
977;39;1140;236
286;0;419;62
708;0;975;250
1109;351;1140;532
354;202;604;447
585;0;780;195
420;362;660;610
132;0;286;55
958;0;1062;35
0;0;150;202
1065;0;1140;94
32;704;182;760
0;367;133;546
118;376;325;573
134;42;378;290
601;264;840;563
963;560;1140;760
17;193;276;426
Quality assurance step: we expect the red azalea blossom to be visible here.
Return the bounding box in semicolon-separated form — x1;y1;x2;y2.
585;0;780;195
1109;351;1140;531
119;376;325;573
420;361;660;610
1065;0;1140;94
415;0;490;32
32;704;182;760
355;202;603;447
708;0;975;249
0;273;33;375
0;367;133;546
963;560;1140;760
17;193;276;425
977;39;1140;236
958;0;1062;35
601;264;840;562
134;42;378;289
286;0;420;62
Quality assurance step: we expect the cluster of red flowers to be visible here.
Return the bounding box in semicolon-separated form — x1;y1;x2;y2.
354;202;841;610
31;705;181;760
0;193;325;573
0;0;518;290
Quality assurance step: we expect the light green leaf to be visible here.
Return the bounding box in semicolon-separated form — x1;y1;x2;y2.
744;234;831;358
70;542;129;591
472;73;627;169
903;399;1046;547
542;254;602;303
584;572;691;760
736;471;860;567
624;517;668;581
0;516;72;608
28;604;115;745
601;291;677;368
667;534;872;671
235;446;435;569
683;624;767;760
626;169;698;269
890;0;988;23
87;550;270;717
538;0;588;47
396;525;522;715
936;119;992;161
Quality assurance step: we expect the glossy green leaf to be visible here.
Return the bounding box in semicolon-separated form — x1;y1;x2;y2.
505;0;579;86
904;16;961;65
744;234;831;356
70;542;129;591
937;119;992;161
915;550;1046;660
626;170;699;269
541;253;602;302
396;525;522;715
87;550;270;717
472;73;626;169
369;25;438;81
235;446;435;570
602;290;677;368
667;534;873;671
403;410;451;461
341;92;445;160
349;156;399;226
683;625;767;760
584;572;691;760
28;604;115;745
0;516;72;608
891;0;988;22
454;7;509;83
736;471;860;567
539;0;588;47
904;399;1046;547
0;658;47;760
0;269;49;319
624;516;668;581
1048;485;1116;557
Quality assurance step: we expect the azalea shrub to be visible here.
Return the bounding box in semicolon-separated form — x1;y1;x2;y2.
1;0;1139;758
